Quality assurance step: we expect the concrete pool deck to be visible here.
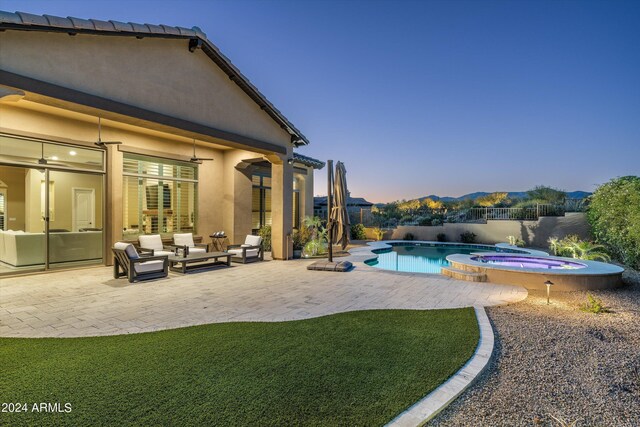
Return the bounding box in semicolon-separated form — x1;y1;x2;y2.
0;257;526;338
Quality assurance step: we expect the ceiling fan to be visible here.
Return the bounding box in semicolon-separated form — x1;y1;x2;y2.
94;117;123;147
190;139;213;164
36;143;65;166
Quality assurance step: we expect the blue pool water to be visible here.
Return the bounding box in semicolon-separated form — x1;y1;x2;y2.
366;242;525;274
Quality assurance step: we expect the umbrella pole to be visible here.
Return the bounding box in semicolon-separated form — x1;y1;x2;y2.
327;160;333;263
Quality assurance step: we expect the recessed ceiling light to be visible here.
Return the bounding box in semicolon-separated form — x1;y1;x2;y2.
51;156;59;160
69;150;77;156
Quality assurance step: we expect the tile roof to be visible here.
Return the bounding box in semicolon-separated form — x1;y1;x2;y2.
314;196;374;207
0;10;309;146
293;152;325;169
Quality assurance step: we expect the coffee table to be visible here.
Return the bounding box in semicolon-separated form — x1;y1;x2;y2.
168;251;232;274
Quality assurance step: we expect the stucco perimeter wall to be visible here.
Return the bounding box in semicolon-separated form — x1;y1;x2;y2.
377;213;591;246
0;31;291;149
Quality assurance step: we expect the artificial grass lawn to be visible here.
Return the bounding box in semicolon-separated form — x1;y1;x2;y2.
1;309;478;426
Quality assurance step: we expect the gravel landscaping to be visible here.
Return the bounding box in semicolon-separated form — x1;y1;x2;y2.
430;268;640;427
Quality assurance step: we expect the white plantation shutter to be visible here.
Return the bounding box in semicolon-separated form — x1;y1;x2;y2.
123;154;197;237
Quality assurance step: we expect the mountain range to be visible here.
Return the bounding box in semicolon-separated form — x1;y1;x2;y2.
417;191;591;202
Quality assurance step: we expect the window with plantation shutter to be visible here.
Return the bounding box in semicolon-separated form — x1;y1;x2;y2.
251;173;271;234
122;154;197;238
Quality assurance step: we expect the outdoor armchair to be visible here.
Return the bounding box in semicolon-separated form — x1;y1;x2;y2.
112;242;169;283
227;235;264;263
171;233;208;255
138;234;174;257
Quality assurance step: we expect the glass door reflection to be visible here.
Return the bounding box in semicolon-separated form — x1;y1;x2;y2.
0;166;46;275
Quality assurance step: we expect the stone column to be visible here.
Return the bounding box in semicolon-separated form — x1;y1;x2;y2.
269;153;293;260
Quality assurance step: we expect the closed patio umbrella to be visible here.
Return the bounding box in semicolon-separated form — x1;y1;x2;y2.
329;161;350;251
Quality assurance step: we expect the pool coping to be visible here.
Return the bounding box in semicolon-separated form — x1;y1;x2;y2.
386;306;494;427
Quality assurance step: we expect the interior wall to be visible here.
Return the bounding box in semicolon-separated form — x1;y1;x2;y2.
0;166;26;230
48;171;103;231
25;169;42;232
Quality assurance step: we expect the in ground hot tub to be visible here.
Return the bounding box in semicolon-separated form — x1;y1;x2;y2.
447;253;624;291
471;255;587;270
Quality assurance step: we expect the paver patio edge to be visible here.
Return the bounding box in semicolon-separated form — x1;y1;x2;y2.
386;306;494;427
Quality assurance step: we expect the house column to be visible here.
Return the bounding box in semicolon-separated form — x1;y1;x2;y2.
303;166;314;218
106;146;123;266
268;153;293;260
222;150;254;245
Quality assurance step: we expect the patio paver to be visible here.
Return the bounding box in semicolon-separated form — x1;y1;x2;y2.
0;259;527;337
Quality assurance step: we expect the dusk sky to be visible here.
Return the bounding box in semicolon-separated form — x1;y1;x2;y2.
1;0;638;203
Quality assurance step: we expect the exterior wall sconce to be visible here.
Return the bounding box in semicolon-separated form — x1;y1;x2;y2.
287;158;294;165
545;280;554;305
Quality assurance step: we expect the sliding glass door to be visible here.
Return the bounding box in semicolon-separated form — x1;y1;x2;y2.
0;166;46;275
47;170;103;269
0;134;105;276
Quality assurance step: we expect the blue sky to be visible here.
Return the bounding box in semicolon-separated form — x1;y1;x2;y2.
1;0;638;202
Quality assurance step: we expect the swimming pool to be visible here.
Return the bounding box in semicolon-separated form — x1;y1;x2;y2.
365;242;526;274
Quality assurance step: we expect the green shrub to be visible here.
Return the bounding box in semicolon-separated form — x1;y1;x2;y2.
436;233;447;242
403;233;415;241
507;235;525;247
588;176;640;269
258;225;272;251
431;218;442;226
548;235;611;261
581;293;610;314
418;216;433;226
293;223;312;250
548;235;579;257
460;231;477;243
350;223;367;240
301;216;328;257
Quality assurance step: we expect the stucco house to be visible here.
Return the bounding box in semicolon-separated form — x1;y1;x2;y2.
0;11;323;275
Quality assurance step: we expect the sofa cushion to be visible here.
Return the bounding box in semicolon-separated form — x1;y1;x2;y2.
114;242;139;259
134;259;164;273
173;233;195;247
244;235;262;246
154;250;175;257
228;248;259;258
139;234;164;251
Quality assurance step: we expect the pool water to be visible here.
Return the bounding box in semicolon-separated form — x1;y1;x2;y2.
471;255;586;270
367;243;507;274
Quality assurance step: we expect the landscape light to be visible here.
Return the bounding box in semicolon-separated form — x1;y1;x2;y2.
545;280;554;305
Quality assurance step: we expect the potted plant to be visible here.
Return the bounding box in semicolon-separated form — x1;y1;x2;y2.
292;225;310;259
